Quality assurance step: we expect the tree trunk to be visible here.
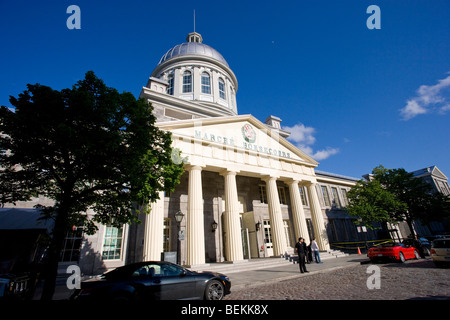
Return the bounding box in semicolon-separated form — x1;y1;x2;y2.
40;207;69;300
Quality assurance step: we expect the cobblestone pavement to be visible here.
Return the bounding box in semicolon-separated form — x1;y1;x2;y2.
224;258;450;300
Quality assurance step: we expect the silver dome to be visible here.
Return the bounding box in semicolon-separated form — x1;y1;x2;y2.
158;41;229;68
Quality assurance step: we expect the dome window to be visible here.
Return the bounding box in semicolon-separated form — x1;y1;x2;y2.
201;72;211;94
167;73;174;95
182;71;192;93
219;78;226;100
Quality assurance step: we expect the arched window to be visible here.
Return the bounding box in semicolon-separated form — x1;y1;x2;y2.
218;78;226;99
167;73;174;95
182;70;192;93
201;72;211;94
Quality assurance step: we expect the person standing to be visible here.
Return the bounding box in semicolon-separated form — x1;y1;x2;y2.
311;238;322;264
295;237;309;273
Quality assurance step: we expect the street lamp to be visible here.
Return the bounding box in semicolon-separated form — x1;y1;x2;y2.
175;210;184;265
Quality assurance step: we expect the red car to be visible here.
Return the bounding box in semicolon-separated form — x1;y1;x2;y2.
368;242;420;263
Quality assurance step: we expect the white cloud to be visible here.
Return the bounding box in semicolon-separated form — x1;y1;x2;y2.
400;73;450;120
282;123;339;161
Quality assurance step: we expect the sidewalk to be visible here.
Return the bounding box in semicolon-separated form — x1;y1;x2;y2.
44;254;369;300
228;254;369;291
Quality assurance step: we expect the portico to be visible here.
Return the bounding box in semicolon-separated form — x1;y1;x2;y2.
142;115;331;266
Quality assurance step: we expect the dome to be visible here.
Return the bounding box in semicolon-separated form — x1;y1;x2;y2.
157;32;229;68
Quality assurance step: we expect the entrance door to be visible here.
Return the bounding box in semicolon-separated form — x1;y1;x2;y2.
263;220;273;257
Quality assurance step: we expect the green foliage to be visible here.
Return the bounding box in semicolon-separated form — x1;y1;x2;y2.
346;165;450;234
0;70;184;232
347;179;406;229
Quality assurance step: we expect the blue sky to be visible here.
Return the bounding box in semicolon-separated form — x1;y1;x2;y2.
1;0;450;179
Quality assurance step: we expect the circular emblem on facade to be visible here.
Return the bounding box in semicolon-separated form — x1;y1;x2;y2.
241;124;256;143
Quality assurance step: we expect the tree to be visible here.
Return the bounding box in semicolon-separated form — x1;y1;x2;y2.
0;71;184;299
347;178;406;229
372;165;450;237
347;165;450;238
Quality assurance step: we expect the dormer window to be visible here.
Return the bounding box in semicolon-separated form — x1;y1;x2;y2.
182;71;192;93
201;72;211;94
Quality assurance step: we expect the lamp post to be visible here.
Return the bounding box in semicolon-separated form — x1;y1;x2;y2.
175;210;184;265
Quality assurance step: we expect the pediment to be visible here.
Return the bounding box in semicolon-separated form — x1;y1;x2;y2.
431;166;448;180
157;115;318;167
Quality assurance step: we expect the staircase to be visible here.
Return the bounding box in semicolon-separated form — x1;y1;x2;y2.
187;249;349;274
188;257;293;274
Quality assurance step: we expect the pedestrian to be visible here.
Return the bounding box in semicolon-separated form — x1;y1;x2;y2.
295;237;309;273
306;242;312;264
310;238;322;264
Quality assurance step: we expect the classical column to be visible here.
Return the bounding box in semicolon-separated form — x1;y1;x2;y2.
143;191;165;261
263;176;287;256
287;180;309;241
305;182;330;251
221;170;244;262
186;165;205;266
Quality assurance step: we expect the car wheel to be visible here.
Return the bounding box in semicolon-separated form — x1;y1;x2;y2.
398;252;406;263
414;250;420;260
205;280;224;300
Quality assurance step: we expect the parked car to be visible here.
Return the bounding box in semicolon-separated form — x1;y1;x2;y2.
0;273;32;300
71;261;231;301
431;238;450;267
402;237;431;258
368;242;420;263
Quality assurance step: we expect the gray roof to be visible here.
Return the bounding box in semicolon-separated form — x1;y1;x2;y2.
158;42;229;67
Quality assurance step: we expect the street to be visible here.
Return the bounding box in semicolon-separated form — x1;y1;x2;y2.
224;258;450;300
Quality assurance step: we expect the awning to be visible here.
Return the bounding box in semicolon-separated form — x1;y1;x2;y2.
0;208;54;232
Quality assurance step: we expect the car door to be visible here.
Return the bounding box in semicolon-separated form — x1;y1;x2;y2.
129;264;161;299
155;263;200;300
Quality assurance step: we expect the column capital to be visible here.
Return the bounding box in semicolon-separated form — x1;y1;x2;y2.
261;175;279;182
219;168;239;176
301;180;317;187
184;164;205;171
284;179;300;186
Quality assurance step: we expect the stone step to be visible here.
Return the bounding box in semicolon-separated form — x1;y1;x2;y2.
188;257;292;274
285;249;349;264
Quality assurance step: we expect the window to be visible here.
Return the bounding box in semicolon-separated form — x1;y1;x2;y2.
102;226;123;260
299;186;308;206
167;73;174;95
321;185;331;207
340;188;349;206
201;72;211;94
163;219;171;252
60;227;83;262
219;78;226;99
259;185;268;203
278;186;287;205
331;187;341;208
283;220;293;247
182;71;192;93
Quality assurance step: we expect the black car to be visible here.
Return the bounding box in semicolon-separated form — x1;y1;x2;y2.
402;237;431;258
70;261;231;301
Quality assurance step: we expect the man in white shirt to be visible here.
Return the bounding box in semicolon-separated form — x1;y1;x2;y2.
310;238;322;263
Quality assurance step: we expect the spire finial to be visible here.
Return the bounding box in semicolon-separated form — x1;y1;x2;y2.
186;10;202;43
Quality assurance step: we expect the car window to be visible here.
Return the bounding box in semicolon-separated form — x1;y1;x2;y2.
132;264;162;277
160;264;185;277
433;239;450;248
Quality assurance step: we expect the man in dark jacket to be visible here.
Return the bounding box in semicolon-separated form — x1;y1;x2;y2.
295;237;309;273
